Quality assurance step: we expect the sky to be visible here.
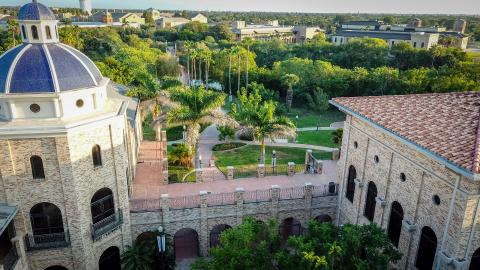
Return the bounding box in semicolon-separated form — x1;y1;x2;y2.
5;0;480;14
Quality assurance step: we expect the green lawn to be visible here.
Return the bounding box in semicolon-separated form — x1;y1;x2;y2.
295;131;339;148
287;109;345;128
213;145;331;171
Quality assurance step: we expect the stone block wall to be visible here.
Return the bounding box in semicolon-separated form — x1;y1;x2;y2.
336;114;480;269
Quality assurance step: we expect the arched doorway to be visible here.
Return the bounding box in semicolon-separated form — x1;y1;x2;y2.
363;181;377;222
45;266;68;270
210;224;231;248
314;215;332;223
30;202;65;244
415;226;437;270
345;165;356;202
387;201;404;247
174;228;199;261
99;246;121;270
280;217;302;240
470;247;480;270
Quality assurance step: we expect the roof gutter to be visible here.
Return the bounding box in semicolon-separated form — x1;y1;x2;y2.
330;100;480;181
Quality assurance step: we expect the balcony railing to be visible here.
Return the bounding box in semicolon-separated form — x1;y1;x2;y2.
24;231;70;251
1;247;19;270
91;209;123;241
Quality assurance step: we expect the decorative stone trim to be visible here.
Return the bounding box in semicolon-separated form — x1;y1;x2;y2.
439;252;454;265
375;196;386;207
257;164;265;178
402;220;417;232
354;178;364;188
227;166;234;180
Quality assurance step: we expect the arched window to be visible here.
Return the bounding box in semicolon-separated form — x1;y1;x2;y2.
421;42;425;48
99;246;121;270
413;42;417;48
92;145;102;167
363;181;377;222
31;25;39;40
210;224;231;248
345;165;356;203
415;226;437;270
387;201;404;247
470;247;480;270
46;25;52;39
30;155;45;179
21;25;26;39
45;266;68;270
90;188;115;224
30;203;64;236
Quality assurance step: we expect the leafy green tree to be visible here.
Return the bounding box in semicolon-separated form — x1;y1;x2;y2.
331;129;343;145
156;54;180;78
231;88;296;163
305;88;329;113
218;125;236;142
208;22;235;41
169;143;194;167
121;244;153;270
191;217;282;270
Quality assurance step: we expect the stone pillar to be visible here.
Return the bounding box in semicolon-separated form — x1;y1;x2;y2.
304;183;313;223
235;187;245;225
155;124;162;141
271;185;280;219
196;168;203;183
161;194;170;227
161;130;168;184
257;164;265;178
199;191;209;256
305;149;312;172
332;149;340;161
316;161;323;174
287;162;295;176
11;235;27;270
227;166;234;180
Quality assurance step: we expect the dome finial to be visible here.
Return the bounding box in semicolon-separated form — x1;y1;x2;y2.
32;0;37;3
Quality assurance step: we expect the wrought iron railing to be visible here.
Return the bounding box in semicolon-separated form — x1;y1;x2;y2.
207;192;236;206
168;195;201;209
91;209;123;241
312;183;338;197
1;246;19;270
24;231;70;251
279;186;305;200
243;189;272;203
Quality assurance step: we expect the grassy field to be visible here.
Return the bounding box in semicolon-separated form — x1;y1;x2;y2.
295;131;339;148
213;145;331;171
287;109;345;128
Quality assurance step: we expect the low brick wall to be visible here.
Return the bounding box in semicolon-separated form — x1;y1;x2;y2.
130;183;338;256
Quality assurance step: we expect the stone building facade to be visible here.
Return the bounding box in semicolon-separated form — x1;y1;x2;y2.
331;93;480;270
0;1;140;270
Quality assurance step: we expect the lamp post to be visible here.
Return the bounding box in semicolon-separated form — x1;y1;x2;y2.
272;150;277;175
198;153;202;169
295;115;299;142
157;226;166;253
182;125;187;142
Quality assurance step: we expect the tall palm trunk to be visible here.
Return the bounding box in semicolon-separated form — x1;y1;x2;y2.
237;54;241;93
206;59;209;91
199;60;203;85
286;87;293;111
260;137;266;164
187;54;190;85
246;45;249;93
228;55;232;101
193;59;196;81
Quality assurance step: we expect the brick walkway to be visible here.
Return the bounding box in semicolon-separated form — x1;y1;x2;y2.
131;160;338;200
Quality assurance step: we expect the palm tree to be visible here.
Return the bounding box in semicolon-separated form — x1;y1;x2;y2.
282;74;300;112
227;48;234;101
242;38;254;93
191;48;198;81
184;41;194;85
232;89;296;164
121;244;153;270
163;86;237;167
203;48;212;90
230;46;242;93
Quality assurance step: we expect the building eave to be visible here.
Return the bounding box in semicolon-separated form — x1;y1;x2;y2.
330;99;479;181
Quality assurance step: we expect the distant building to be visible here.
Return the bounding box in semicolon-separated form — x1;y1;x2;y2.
145;8;162;21
334;19;469;50
156;17;191;28
453;19;467;34
231;20;324;44
190;13;208;24
332;30;439;49
92;11;145;25
79;0;92;15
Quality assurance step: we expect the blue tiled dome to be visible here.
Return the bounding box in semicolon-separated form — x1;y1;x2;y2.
0;44;103;94
18;0;56;21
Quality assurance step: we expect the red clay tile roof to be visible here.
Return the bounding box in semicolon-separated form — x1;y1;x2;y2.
331;92;480;174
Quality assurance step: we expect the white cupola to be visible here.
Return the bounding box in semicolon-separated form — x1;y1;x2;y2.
17;0;60;44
